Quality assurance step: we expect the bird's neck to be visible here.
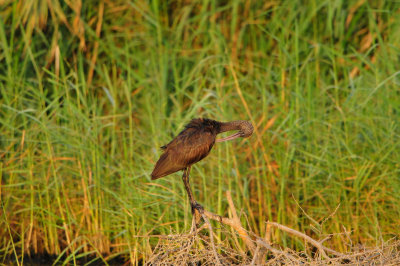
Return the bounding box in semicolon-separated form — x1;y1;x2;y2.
218;121;243;133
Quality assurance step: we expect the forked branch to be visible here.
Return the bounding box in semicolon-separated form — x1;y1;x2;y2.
198;191;343;261
201;191;256;254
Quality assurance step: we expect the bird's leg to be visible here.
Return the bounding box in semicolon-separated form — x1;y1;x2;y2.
182;166;204;216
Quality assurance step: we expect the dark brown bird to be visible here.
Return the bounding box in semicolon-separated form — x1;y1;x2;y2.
151;118;253;214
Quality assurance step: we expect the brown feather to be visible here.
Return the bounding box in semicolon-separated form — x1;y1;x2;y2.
151;119;219;180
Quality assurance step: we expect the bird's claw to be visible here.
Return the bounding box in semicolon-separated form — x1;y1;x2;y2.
191;201;204;215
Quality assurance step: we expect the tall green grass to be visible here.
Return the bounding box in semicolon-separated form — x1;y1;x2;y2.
1;0;400;264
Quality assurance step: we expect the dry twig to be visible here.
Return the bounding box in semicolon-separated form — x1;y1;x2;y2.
148;191;400;265
200;213;222;265
266;221;344;257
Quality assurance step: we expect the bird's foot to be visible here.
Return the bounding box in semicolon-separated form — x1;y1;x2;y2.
191;201;204;215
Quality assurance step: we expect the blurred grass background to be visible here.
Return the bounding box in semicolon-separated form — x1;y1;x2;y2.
1;0;400;264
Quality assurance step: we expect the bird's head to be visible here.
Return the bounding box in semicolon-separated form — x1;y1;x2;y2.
239;120;254;138
216;120;254;142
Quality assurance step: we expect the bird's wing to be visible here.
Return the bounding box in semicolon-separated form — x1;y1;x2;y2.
179;132;215;165
151;129;215;179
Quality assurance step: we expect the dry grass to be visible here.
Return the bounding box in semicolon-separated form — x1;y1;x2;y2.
148;191;400;265
148;223;400;265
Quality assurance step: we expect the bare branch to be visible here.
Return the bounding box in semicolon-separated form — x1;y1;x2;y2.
149;191;400;265
201;214;222;266
201;191;256;254
266;221;344;257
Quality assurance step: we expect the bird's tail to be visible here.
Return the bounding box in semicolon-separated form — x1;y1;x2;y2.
151;152;182;179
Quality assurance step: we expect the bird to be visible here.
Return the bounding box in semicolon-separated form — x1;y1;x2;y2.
151;118;254;215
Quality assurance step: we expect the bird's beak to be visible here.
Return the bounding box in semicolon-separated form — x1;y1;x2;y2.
216;132;241;142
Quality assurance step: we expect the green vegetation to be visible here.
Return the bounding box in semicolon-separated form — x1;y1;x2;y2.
1;0;400;264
